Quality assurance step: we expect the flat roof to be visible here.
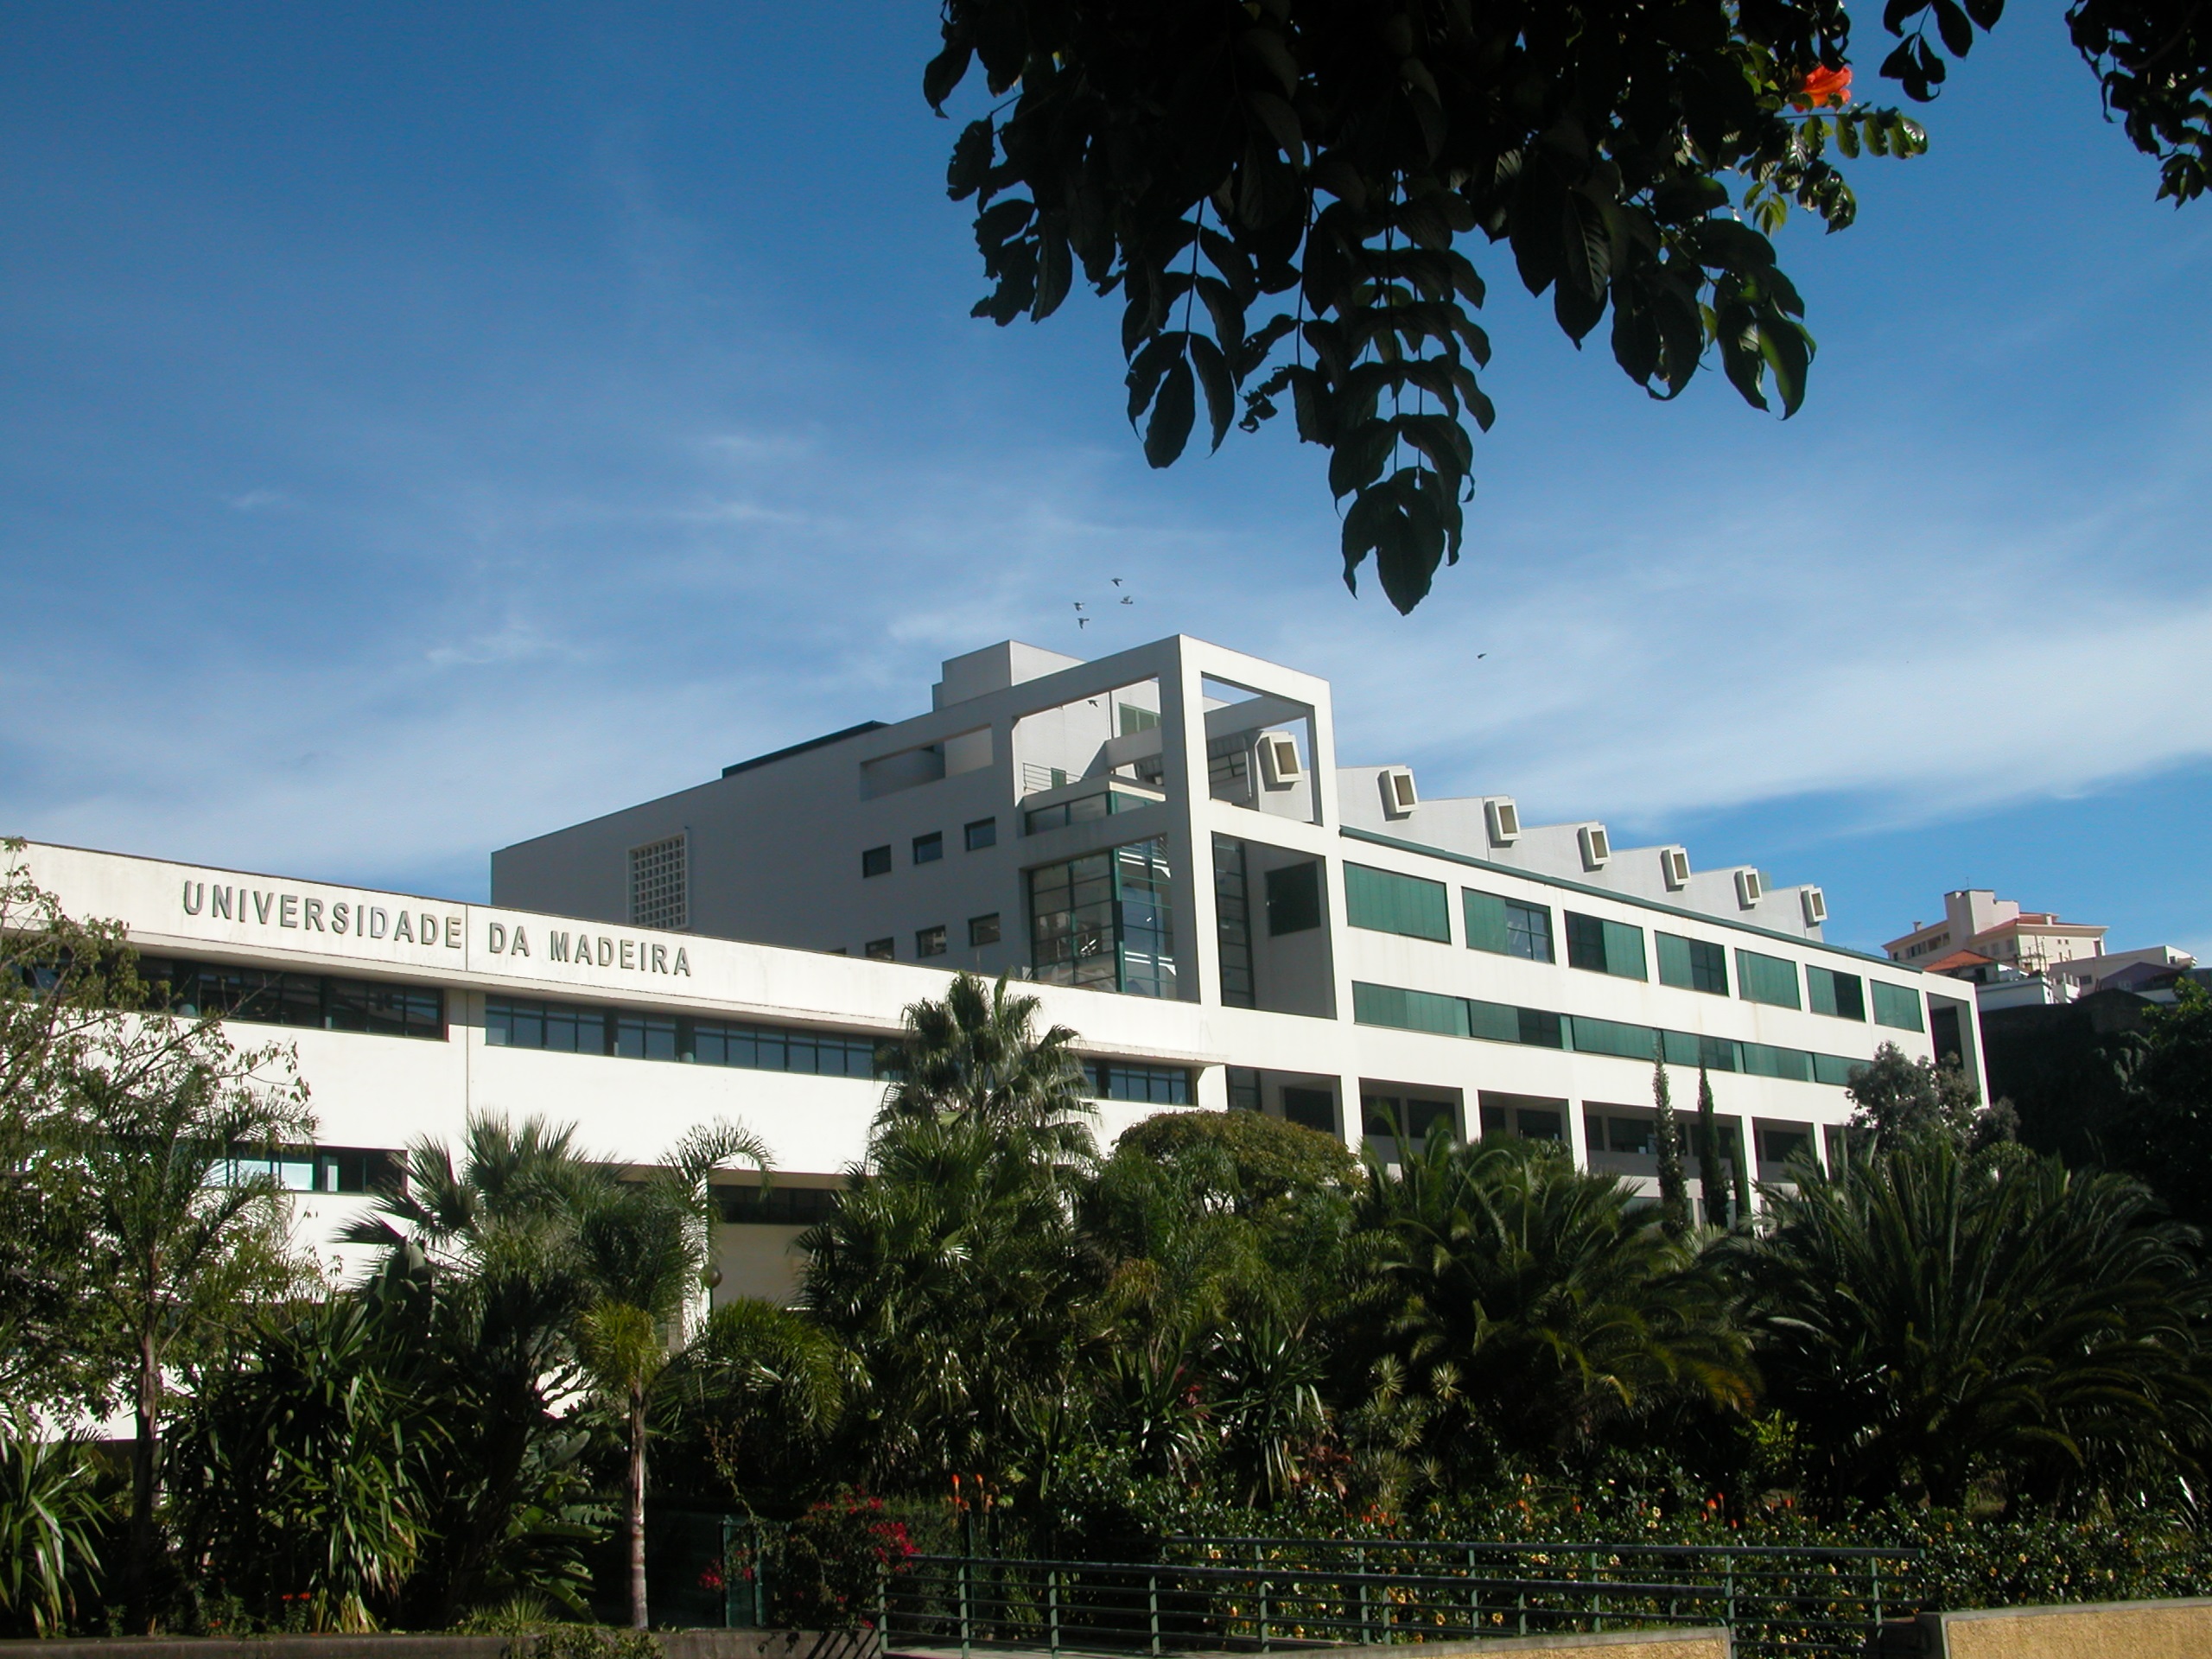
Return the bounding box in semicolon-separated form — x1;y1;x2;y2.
721;719;887;779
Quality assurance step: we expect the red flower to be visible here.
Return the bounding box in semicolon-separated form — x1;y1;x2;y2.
1792;64;1852;109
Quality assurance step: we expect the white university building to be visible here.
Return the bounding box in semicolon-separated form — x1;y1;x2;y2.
22;635;1980;1300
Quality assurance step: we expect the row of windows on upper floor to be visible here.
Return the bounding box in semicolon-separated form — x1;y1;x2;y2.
858;785;1172;882
1350;979;1875;1087
861;817;1000;878
484;995;1190;1103
1341;863;1924;1032
847;912;1002;962
106;952;1194;1108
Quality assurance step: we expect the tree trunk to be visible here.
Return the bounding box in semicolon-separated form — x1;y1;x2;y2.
128;1325;160;1631
627;1386;649;1630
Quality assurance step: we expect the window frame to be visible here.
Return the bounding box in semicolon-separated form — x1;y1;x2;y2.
912;831;944;865
964;817;998;851
861;845;892;878
1344;862;1452;943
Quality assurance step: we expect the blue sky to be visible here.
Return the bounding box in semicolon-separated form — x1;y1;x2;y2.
4;3;2210;959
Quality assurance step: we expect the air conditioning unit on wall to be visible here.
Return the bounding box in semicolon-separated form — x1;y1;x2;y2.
1379;766;1418;818
1735;868;1764;909
1802;887;1828;926
1484;798;1520;846
1579;824;1611;871
1258;731;1303;788
1661;847;1691;891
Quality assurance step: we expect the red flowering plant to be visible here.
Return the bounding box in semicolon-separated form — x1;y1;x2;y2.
776;1491;917;1630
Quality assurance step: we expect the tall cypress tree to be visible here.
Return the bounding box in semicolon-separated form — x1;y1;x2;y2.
1722;1071;1755;1226
1694;1064;1726;1228
1652;1046;1689;1240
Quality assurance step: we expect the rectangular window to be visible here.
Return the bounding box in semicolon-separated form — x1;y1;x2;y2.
1808;965;1866;1020
861;845;892;878
1344;863;1451;942
1351;981;1471;1037
1607;1116;1653;1154
915;925;947;957
1737;950;1802;1009
912;832;944;865
864;938;894;961
1084;1060;1192;1104
968;913;1001;947
1740;1041;1813;1081
1362;1095;1458;1143
1656;933;1729;995
615;1014;678;1061
1464;890;1554;962
965;817;998;851
1281;1087;1337;1135
1872;981;1926;1031
1265;861;1323;936
1567;1014;1664;1063
717;1184;843;1226
1565;913;1648;980
1118;702;1160;736
689;1019;882;1078
1760;1126;1814;1165
627;834;688;931
484;997;607;1056
1813;1052;1859;1086
148;959;445;1041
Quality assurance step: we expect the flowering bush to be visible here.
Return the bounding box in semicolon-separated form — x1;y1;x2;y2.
775;1491;916;1629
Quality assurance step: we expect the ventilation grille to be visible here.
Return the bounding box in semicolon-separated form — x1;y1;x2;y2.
1486;798;1520;845
1380;766;1418;817
1735;868;1764;909
629;834;689;931
1802;887;1828;926
1259;732;1304;787
1662;847;1692;891
1579;824;1611;870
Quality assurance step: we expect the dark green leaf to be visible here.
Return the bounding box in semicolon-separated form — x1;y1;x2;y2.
1142;355;1197;467
1189;334;1236;451
922;41;972;112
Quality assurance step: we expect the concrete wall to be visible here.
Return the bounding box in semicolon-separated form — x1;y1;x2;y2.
5;1633;876;1659
1313;1630;1728;1659
1929;1597;2212;1659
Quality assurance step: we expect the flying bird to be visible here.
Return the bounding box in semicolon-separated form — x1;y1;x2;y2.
1121;595;1134;605
1110;577;1124;587
1477;652;1487;659
1073;601;1085;612
1077;616;1090;628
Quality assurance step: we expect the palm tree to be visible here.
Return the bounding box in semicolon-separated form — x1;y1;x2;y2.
574;1122;772;1630
877;971;1094;1157
1357;1134;1751;1481
1730;1133;2212;1510
72;1052;311;1625
801;1110;1090;1493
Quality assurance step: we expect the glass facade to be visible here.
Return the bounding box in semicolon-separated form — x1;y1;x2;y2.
1656;932;1730;995
143;957;444;1040
1344;863;1451;942
222;1145;402;1194
1027;837;1178;998
1023;786;1160;834
1213;836;1255;1008
485;996;886;1075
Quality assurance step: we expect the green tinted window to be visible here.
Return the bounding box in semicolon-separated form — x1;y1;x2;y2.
1567;1014;1662;1062
1657;933;1729;995
1736;950;1802;1009
1808;965;1866;1020
1344;863;1451;942
1265;861;1323;936
1351;981;1470;1036
1872;981;1925;1031
1466;888;1553;961
1741;1041;1813;1081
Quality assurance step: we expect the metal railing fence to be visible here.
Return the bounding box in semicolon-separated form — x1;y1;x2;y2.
880;1535;1921;1659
